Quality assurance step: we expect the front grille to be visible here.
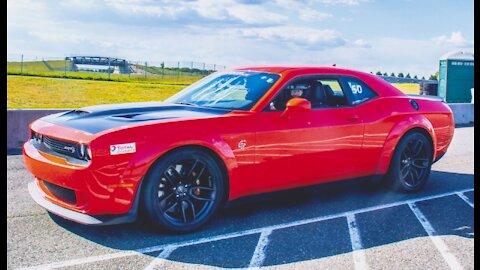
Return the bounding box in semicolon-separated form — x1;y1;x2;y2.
42;135;80;159
43;180;77;204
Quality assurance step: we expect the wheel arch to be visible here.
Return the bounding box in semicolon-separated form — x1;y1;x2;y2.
141;144;231;205
375;114;437;175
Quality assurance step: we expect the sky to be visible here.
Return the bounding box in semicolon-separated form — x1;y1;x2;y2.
7;0;474;78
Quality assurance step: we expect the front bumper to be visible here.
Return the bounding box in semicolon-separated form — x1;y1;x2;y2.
23;138;142;222
28;181;137;225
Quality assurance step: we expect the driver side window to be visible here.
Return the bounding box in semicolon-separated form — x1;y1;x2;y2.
268;79;317;111
267;77;349;111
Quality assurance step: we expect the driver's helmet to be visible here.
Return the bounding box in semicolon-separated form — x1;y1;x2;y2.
288;83;311;98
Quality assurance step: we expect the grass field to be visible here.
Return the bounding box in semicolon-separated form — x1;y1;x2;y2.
7;75;421;109
7;76;186;109
391;83;419;94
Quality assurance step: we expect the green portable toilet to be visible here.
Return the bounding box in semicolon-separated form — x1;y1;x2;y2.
438;51;474;103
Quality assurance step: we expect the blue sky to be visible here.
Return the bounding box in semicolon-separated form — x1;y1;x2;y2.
7;0;474;77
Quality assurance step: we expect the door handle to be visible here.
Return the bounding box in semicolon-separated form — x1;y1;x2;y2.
348;115;360;122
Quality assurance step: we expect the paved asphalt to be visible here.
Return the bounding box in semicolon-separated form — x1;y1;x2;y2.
7;127;474;270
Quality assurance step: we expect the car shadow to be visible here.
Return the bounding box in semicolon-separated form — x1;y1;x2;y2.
49;170;474;268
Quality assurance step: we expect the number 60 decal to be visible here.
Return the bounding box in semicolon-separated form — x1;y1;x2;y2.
348;82;363;94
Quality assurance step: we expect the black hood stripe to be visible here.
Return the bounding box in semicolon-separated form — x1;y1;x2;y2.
41;102;230;134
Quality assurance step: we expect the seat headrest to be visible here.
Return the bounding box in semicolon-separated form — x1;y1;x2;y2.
324;84;334;95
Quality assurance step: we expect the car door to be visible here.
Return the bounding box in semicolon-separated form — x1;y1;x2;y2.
253;75;365;194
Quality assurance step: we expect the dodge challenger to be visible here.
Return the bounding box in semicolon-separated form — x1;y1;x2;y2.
24;66;454;232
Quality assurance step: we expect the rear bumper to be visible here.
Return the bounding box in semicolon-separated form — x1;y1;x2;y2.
28;181;137;225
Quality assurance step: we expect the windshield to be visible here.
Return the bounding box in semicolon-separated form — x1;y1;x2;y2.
165;71;280;110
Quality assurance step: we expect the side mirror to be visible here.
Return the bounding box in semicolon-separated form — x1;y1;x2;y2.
281;98;311;119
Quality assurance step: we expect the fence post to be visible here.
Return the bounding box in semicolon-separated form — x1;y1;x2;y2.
64;57;68;77
107;58;111;80
144;61;147;79
20;54;24;74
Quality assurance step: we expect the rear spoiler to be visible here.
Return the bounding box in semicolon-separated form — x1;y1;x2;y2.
407;94;445;103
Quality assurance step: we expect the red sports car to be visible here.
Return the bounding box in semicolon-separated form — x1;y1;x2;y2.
24;66;454;232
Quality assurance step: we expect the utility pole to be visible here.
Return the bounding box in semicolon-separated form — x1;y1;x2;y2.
144;61;147;79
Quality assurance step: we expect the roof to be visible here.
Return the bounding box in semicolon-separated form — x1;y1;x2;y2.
440;51;474;61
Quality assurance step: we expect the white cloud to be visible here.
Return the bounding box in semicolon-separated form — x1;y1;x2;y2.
238;27;346;50
433;31;471;47
315;0;365;5
352;39;370;48
276;0;366;6
100;0;286;27
298;9;333;22
226;4;288;25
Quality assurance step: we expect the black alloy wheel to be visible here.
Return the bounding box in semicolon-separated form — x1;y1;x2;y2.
389;132;432;192
141;148;225;233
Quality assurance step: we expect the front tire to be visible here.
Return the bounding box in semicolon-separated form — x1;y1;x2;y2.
388;131;433;192
141;148;225;233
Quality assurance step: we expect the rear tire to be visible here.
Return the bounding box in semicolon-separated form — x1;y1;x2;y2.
387;131;433;192
141;148;225;233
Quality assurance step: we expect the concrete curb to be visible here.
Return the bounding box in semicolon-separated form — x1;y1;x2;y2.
7;109;69;151
447;103;474;126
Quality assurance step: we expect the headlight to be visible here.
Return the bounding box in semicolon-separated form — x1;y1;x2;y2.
32;132;43;143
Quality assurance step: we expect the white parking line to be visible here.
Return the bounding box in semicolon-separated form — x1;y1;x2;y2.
455;192;474;208
143;246;177;270
346;214;369;270
248;229;273;268
408;203;464;270
18;188;473;270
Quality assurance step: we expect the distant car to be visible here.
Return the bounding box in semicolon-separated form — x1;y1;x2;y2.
24;66;455;232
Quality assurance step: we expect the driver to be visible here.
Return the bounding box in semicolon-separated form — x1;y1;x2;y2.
289;83;310;98
269;83;311;111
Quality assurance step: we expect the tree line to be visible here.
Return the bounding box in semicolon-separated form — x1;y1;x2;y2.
371;71;438;80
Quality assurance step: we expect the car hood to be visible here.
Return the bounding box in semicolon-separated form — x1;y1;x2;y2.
40;102;230;134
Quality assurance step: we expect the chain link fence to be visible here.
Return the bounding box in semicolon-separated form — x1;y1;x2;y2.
7;54;227;83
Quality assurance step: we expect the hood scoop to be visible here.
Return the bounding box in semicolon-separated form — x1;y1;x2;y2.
64;109;90;116
112;113;142;119
108;112;178;122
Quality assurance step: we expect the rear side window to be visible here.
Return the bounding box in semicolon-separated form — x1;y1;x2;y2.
317;79;349;107
319;79;344;97
343;78;377;105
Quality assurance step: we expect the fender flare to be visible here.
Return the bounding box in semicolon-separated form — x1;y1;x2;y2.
374;114;437;175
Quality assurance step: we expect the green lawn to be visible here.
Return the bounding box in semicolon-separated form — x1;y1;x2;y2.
7;76;186;109
391;83;420;95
